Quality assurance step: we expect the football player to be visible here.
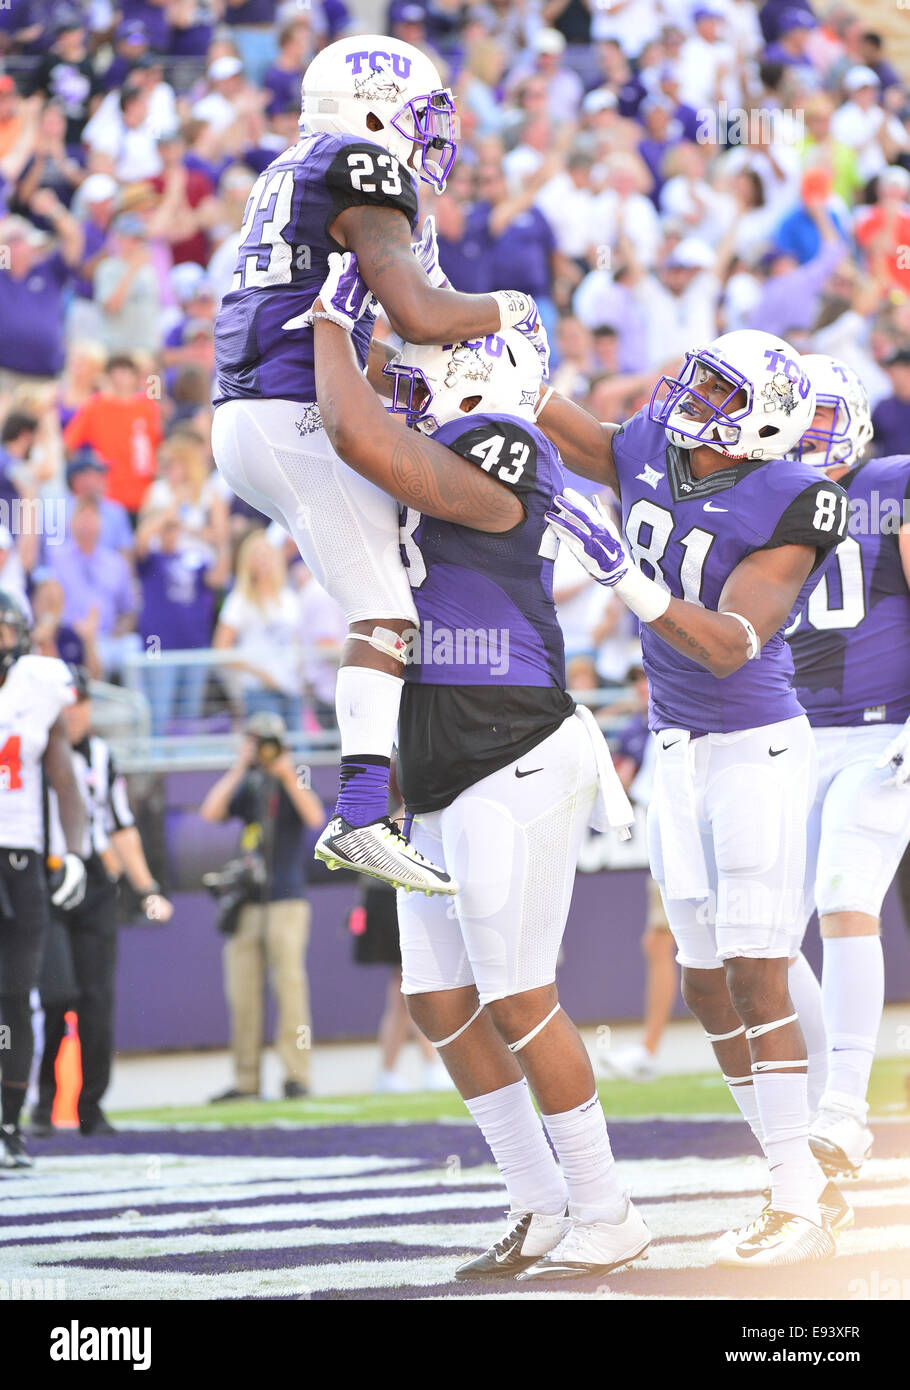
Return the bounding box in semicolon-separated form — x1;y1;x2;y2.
212;33;541;895
309;253;648;1283
783;356;910;1177
538;331;851;1266
0;592;86;1168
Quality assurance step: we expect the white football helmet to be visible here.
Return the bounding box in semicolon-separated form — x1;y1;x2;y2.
384;330;543;434
299;34;457;192
795;354;873;469
649;329;816;461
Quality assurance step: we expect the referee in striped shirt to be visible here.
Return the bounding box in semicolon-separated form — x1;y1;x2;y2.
33;667;173;1136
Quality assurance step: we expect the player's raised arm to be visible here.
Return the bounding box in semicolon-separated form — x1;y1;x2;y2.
546;489;845;678
331;202;532;347
535;389;620;490
312;257;523;535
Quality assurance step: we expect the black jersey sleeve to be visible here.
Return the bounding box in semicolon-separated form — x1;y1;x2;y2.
324;140;419;237
443;418;541;526
763;479;849;570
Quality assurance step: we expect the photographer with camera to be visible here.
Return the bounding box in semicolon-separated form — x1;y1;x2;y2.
200;712;324;1102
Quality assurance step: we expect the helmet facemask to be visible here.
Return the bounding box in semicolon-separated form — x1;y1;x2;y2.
389;89;457;192
795;394;854;468
650;352;751;457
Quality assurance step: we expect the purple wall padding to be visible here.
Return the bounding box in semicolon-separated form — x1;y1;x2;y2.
113;873;910;1052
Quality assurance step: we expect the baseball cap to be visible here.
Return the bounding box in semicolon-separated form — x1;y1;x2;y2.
582;88;618;115
245;711;287;741
80;172;118;205
66;447;108;481
666;236;715;269
208;56;243;82
878;164;910;194
533;27;566;56
844;65;881;93
389;0;428;22
115;18;148;44
776;7;817;33
692;5;723;20
2;215;48;247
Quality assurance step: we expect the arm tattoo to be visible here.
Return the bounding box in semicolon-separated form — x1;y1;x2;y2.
388;433;519;531
652;612;713;665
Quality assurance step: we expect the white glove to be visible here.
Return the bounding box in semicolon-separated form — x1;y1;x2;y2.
411;215;450;288
876;720;910;786
282;251;378;333
52;852;87;911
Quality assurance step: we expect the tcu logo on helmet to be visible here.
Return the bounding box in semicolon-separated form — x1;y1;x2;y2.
345;50;413;79
763;348;811;399
761;373;800;416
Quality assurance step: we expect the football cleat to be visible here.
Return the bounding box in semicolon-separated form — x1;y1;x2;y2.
716;1208;835;1267
516;1198;651;1281
598;1043;660;1082
455;1209;571;1281
809;1093;873;1177
1;1124;33;1169
314;815;457;895
713;1180;853;1257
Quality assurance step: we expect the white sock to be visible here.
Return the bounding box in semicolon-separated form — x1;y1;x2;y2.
752;1071;820;1225
335;665;403;758
821;936;884;1108
542;1095;627;1225
465;1079;568;1216
788;952;828;1116
727;1080;765;1153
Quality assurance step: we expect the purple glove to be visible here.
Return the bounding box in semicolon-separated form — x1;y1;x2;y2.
282;251;377;333
544;489;629;586
412;215;451;289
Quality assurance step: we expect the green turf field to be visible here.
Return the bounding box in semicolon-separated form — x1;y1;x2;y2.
109;1055;908;1128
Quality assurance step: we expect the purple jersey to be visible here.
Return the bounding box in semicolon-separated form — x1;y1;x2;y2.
612;411;849;734
213;131;418;406
402;413;566;688
787;455;910;728
397;411;575;813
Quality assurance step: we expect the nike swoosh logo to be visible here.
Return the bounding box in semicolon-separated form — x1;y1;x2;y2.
515;767;543;778
769;747;788;757
662;739;681;750
703;501;728;512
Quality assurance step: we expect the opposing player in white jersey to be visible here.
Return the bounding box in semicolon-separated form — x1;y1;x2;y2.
0;593;87;1168
212;33;541;895
784;355;910;1176
539;330;852;1266
310;254;646;1282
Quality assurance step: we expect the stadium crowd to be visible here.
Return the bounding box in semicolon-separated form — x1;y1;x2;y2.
1;0;910;731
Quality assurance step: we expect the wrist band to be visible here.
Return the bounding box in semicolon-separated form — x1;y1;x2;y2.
491;289;534;330
724;610;761;660
309;310;354;332
614;565;672;623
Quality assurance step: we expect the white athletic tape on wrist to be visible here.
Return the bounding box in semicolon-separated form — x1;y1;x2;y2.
614;566;671;623
492;289;534;331
722;1073;755;1086
507;1001;561;1054
430;1003;485;1049
724;610;761;660
347;627;410;665
534;386;554;420
745;1012;798;1040
705;1024;746;1043
750;1059;808;1073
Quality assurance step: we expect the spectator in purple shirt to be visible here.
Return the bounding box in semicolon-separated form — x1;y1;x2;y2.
263;18;313;117
746;203;846;338
134;507;229;732
48;496;140;680
859;32;902;94
871;348;910;458
0;194;82;390
762;8;819;72
101;19;151;91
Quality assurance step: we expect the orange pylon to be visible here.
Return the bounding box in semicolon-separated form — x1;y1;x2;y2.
51;1011;82;1128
